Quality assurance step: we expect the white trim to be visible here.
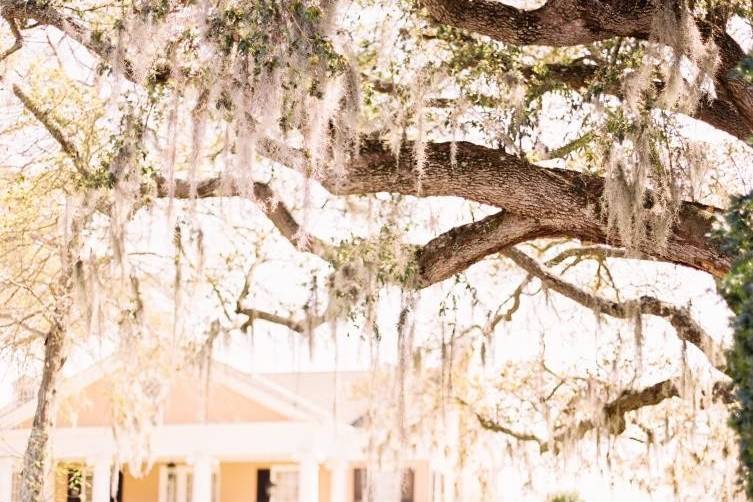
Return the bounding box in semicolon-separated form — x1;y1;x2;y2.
158;464;192;502
211;364;335;423
0;423;365;466
0;458;13;502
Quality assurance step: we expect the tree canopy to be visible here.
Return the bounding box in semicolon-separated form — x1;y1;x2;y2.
1;0;753;500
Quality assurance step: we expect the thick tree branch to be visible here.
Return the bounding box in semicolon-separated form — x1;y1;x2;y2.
236;307;325;334
502;247;726;371
422;0;753;142
530;60;753;143
11;0;731;282
154;136;730;289
324;140;730;278
414;210;568;287
421;0;657;47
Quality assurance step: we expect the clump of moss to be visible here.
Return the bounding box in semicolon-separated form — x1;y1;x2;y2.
326;226;417;321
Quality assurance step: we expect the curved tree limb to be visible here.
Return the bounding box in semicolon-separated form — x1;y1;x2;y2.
154;176;335;261
421;0;657;47
0;0;736;281
502;247;726;372
325;140;730;278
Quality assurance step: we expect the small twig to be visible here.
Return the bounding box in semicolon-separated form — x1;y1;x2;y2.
0;15;22;62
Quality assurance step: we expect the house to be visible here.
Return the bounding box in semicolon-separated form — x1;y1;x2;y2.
0;359;440;502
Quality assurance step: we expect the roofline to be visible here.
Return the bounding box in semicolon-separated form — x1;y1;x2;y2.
0;355;351;429
0;355;114;428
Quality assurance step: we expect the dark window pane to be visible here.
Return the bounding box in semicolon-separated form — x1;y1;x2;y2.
112;470;124;502
257;469;271;502
353;468;365;502
66;468;82;502
401;469;415;502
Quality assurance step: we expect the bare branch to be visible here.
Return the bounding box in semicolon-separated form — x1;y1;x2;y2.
236;307;326;334
12;83;88;176
546;245;634;267
467;378;680;453
154;176;335;261
0;15;22;62
1;0;121;71
502;248;726;372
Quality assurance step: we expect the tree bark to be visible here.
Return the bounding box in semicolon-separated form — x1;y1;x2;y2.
20;320;66;502
324;140;730;278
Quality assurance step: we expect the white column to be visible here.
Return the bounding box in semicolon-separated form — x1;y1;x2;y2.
0;458;13;502
298;456;319;502
90;457;112;502
328;460;347;502
191;455;213;502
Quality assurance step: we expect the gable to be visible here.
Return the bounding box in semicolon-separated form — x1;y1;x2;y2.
13;370;293;429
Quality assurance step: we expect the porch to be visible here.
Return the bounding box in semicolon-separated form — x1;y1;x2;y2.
0;422;377;502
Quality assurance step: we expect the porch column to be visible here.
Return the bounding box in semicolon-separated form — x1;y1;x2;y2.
328;460;347;502
90;456;112;502
0;458;13;502
191;455;213;502
297;455;319;502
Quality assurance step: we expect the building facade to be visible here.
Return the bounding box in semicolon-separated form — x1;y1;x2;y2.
0;360;438;502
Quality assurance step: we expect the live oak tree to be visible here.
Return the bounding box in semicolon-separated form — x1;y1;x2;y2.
1;0;753;500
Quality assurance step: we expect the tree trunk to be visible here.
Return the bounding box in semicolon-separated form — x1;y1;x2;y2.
20;320;66;502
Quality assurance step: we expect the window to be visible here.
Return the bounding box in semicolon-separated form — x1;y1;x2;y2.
353;468;414;502
66;466;93;502
158;463;219;502
257;469;272;502
400;469;415;502
269;466;298;502
353;468;365;502
431;472;444;502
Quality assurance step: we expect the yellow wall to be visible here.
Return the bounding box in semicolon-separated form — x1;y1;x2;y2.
318;465;331;502
219;462;256;502
122;463;160;502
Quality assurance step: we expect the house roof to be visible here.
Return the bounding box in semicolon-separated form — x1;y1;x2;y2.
0;355;370;429
262;370;370;425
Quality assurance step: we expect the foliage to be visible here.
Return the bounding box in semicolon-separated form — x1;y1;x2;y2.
718;192;753;498
548;493;583;502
